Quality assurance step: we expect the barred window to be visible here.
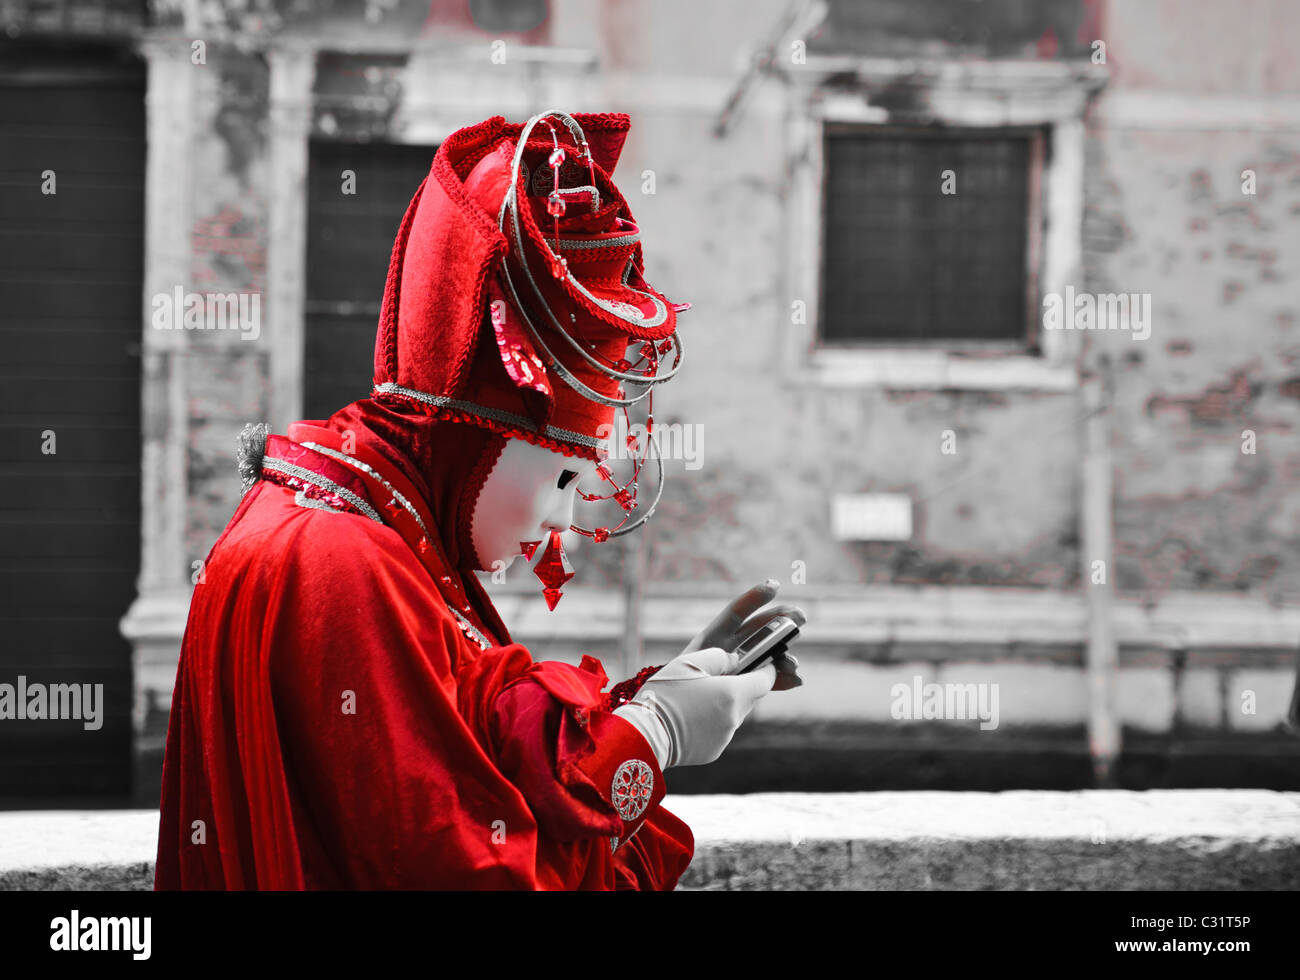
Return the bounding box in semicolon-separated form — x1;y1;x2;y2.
820;126;1044;346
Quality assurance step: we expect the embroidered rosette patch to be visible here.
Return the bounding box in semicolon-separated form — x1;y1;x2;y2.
595;297;646;322
610;759;654;821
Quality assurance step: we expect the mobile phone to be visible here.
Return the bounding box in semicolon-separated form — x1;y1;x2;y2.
730;615;800;675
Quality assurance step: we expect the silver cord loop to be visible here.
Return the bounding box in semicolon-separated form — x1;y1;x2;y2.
569;430;665;539
495;110;685;403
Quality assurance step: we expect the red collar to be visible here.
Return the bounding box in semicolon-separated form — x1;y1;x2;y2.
265;422;511;646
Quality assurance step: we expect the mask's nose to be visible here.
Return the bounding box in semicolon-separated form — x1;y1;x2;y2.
540;489;581;552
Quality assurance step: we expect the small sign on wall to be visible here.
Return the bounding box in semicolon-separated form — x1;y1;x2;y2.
831;493;913;541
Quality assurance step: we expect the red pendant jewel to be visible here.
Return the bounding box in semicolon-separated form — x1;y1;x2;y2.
531;530;574;611
519;539;541;560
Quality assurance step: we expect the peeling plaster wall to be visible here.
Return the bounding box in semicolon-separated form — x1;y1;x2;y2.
16;0;1292;600
170;0;1299;596
612;1;1089;591
807;0;1102;61
140;0;1098;593
183;49;271;572
6;0;1298;788
1086;0;1300;600
626;0;1300;596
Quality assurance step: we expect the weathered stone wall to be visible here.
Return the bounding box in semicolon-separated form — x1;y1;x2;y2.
1084;3;1300;600
164;0;1104;593
9;1;1296;785
183;48;272;575
574;0;1091;591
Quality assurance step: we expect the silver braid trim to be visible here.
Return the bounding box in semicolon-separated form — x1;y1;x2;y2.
300;441;430;539
372;382;609;452
261;456;384;524
293;490;344;513
542;232;640;251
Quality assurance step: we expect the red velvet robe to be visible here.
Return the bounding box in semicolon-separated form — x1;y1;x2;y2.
155;416;693;889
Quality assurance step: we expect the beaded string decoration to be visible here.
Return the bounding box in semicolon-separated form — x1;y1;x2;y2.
601;664;664;713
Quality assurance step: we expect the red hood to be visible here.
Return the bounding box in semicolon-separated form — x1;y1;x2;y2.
321;398;504;573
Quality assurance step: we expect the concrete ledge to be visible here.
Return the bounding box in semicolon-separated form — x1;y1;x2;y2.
2;791;1298;890
0;811;159;891
671;791;1300;890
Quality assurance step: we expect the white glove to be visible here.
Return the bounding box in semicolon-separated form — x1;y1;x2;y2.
613;647;777;769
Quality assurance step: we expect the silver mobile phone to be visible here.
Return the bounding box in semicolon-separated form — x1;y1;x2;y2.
730;615;800;674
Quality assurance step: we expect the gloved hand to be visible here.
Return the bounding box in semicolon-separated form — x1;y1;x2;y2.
614;647;777;769
683;578;805;692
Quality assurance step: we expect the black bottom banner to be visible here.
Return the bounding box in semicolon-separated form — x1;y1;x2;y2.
0;889;1288;969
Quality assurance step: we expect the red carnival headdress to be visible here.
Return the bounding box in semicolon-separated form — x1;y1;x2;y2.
371;111;686;598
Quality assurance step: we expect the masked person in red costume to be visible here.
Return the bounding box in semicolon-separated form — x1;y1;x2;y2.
154;111;804;890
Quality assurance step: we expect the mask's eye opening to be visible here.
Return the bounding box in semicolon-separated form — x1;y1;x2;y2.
558;469;579;490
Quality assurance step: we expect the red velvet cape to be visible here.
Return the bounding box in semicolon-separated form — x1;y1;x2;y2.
154;413;693;890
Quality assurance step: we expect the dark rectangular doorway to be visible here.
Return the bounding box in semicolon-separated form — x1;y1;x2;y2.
0;44;145;803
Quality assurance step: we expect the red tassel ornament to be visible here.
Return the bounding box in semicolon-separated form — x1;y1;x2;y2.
531;530;575;610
